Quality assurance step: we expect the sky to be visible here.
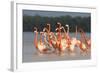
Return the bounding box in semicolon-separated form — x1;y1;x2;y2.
23;10;91;17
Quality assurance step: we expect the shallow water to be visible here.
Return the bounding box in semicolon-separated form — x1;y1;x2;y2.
23;32;91;63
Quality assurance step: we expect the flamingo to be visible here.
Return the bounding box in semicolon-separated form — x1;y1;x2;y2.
33;27;48;55
43;27;49;44
54;22;63;55
65;25;78;56
55;23;75;55
49;32;59;54
43;27;55;52
59;26;68;55
46;23;61;53
76;28;91;55
42;23;61;54
77;40;87;55
79;28;91;49
65;24;71;48
46;23;53;48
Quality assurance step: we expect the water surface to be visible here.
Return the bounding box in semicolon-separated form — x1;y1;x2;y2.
23;32;91;63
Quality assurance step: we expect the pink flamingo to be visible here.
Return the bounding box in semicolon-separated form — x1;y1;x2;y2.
45;23;60;53
69;26;77;55
76;28;91;55
33;27;48;55
55;22;63;55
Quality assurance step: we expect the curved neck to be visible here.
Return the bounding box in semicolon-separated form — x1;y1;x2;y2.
44;28;50;40
40;33;42;42
67;26;69;34
79;29;88;43
61;27;67;38
34;31;38;47
44;28;49;33
48;24;50;33
75;26;77;38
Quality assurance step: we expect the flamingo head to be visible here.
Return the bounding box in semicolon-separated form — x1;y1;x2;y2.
34;27;37;32
43;28;46;32
57;22;61;27
60;26;64;29
55;28;58;31
65;24;69;28
40;32;43;35
57;22;61;25
47;23;50;26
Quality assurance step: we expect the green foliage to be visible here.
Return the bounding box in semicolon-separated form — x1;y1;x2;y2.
23;15;91;32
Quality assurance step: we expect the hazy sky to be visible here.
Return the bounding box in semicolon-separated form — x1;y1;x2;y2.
23;10;91;17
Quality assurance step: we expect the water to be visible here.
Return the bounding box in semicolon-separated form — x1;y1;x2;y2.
23;32;91;63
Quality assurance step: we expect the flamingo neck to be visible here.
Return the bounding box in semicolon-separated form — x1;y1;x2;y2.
34;31;38;48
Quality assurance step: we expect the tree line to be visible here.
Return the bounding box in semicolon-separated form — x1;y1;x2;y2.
23;15;91;32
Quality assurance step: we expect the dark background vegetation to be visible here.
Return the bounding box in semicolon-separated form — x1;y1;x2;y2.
23;15;91;32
